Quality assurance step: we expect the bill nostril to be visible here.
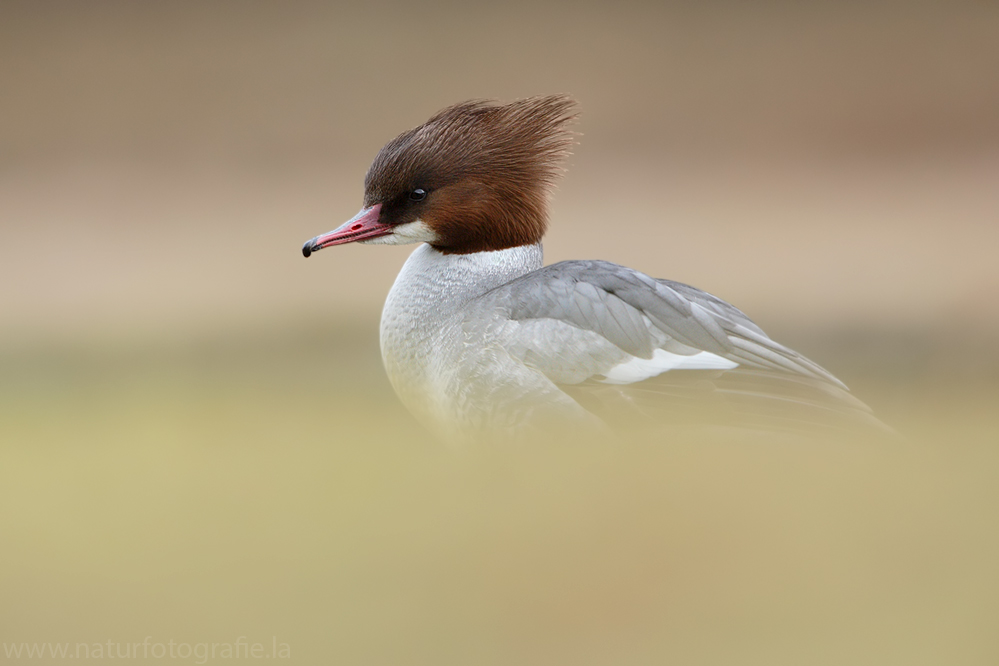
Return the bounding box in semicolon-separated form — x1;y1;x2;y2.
351;223;363;231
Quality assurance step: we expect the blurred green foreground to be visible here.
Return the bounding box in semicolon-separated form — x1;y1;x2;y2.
1;323;997;665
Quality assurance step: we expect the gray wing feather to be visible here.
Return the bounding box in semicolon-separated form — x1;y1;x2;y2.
474;260;844;388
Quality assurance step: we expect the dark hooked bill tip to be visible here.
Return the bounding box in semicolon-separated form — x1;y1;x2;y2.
302;239;314;258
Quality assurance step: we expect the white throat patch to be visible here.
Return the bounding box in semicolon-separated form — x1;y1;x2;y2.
360;219;439;245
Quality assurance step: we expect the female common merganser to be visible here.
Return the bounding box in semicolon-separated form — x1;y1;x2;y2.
303;95;880;442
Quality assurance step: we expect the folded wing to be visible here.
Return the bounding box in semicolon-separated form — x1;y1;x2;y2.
469;260;885;435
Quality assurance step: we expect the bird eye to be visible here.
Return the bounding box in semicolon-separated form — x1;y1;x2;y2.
409;188;427;202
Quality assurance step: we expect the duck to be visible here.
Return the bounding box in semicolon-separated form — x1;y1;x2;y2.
302;95;882;443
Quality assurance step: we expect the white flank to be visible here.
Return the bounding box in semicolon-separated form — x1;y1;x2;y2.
599;349;738;385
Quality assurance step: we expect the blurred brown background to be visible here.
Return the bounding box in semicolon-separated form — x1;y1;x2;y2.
2;2;998;664
2;0;997;343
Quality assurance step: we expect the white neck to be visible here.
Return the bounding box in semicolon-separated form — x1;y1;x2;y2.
378;243;543;431
389;242;542;312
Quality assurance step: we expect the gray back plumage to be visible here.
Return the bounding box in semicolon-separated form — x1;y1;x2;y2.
468;260;888;436
478;260;843;385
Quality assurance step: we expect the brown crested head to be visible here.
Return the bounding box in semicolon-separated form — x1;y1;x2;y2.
362;95;577;254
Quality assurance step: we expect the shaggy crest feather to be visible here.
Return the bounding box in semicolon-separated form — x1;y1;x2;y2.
363;95;577;253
